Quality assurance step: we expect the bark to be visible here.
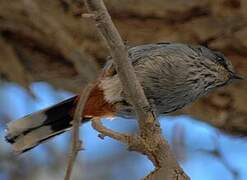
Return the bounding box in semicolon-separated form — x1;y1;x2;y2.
0;0;246;135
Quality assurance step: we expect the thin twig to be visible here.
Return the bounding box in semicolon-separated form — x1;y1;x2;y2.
64;84;94;180
91;118;130;143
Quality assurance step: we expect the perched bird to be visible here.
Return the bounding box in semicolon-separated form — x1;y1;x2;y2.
5;43;242;153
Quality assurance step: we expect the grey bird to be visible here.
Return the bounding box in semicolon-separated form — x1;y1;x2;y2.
5;42;242;153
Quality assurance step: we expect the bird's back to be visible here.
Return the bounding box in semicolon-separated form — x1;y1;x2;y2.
102;43;209;115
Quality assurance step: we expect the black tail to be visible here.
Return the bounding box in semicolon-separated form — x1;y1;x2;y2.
5;96;90;154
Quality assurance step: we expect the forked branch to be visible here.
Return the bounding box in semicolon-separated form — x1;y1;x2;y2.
83;0;189;179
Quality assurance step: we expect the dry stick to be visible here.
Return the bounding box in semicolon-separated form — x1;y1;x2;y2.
83;0;189;179
91;118;130;143
64;84;94;180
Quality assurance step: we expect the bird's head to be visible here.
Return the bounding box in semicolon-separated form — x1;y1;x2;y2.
190;45;243;91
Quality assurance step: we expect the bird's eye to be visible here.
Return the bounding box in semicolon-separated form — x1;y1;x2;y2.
214;51;228;70
216;56;225;64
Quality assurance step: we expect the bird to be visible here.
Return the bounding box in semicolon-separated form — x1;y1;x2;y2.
5;42;242;154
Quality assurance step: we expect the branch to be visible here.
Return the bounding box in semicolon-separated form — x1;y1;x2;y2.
83;0;189;179
64;84;94;180
91;118;130;143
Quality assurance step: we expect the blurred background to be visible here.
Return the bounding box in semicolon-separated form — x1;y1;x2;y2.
0;0;246;179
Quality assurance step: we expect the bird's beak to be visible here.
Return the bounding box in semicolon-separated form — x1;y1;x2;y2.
230;72;244;80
